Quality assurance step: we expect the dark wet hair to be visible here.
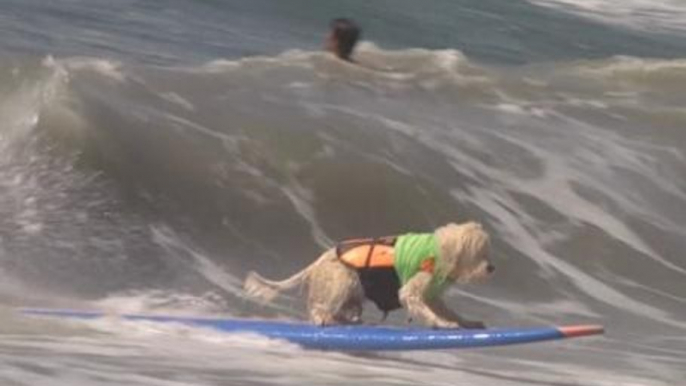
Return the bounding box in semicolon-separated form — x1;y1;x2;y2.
329;18;361;60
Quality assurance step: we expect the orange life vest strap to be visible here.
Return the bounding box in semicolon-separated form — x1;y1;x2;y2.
340;244;395;268
336;236;397;269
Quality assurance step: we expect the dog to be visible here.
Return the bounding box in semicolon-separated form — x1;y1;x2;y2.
244;222;494;328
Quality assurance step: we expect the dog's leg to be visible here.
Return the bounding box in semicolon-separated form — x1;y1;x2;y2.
429;298;485;329
310;306;338;326
335;299;363;325
307;252;363;326
399;272;460;329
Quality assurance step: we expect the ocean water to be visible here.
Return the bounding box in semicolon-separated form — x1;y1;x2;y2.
1;1;685;385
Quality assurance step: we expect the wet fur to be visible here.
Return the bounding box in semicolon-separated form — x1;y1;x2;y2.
244;222;493;328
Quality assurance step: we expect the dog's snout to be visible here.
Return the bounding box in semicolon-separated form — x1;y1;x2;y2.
486;264;495;274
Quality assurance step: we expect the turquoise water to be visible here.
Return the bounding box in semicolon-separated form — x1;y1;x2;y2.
1;0;685;64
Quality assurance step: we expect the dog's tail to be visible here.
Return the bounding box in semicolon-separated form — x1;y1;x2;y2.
243;251;334;304
243;269;309;303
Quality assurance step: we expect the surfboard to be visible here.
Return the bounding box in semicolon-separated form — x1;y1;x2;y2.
20;308;603;351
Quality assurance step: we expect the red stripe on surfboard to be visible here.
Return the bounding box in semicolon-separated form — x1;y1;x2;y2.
558;325;604;338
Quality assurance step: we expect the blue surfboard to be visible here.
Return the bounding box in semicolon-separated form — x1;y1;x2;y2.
20;308;603;351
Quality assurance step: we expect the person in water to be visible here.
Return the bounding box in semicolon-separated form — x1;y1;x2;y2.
326;18;361;62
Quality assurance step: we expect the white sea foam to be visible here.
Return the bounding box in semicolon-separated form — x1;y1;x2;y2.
53;56;126;82
529;0;686;34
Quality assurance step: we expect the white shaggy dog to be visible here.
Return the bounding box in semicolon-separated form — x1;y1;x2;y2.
244;222;493;328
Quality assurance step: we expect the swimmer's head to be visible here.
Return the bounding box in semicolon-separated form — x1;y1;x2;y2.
326;18;361;61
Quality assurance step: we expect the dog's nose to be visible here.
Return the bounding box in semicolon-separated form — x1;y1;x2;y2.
487;264;495;274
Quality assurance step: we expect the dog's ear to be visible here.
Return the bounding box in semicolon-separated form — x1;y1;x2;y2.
434;222;490;280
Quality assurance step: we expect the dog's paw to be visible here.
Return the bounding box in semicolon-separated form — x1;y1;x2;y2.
431;319;461;329
311;310;337;327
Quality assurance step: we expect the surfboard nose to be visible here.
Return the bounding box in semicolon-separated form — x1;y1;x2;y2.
558;325;605;338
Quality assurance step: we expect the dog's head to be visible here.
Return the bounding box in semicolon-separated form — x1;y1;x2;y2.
434;222;494;284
